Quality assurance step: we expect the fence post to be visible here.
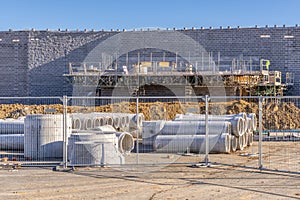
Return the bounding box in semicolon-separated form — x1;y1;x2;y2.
204;95;210;165
62;95;68;169
258;96;263;169
136;97;139;164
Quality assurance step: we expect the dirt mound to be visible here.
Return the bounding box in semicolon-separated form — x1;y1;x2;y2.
0;99;299;130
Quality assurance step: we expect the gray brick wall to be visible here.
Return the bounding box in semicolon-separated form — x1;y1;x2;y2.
0;27;299;97
0;31;29;96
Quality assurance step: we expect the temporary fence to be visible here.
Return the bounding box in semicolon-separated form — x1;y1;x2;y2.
0;96;299;173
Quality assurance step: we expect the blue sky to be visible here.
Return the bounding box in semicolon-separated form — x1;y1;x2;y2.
0;0;299;31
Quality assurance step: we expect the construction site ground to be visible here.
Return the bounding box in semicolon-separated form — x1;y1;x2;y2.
0;142;299;200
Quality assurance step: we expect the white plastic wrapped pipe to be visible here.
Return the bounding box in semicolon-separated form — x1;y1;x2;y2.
158;121;231;136
153;133;231;153
0;134;24;150
231;135;237;152
115;132;134;154
174;114;244;137
0;119;24;134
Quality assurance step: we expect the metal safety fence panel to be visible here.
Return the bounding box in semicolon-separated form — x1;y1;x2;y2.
67;96;136;168
0;97;64;166
260;96;300;173
205;96;260;169
66;96;209;171
0;96;299;173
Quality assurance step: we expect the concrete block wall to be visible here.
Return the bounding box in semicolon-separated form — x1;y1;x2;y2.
0;26;299;97
183;27;300;95
0;31;29;96
27;30;116;96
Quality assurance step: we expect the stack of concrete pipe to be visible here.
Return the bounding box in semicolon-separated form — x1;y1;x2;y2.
0;118;25;150
153;121;232;153
145;112;256;154
71;112;144;137
167;112;256;152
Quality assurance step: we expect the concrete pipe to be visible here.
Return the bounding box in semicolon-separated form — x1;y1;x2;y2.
142;120;166;145
115;132;134;154
159;121;231;136
69;131;118;145
175;113;247;121
231;117;244;137
105;116;114;126
247;131;254;146
112;116;121;129
129;113;144;130
91;125;116;133
119;116;126;130
89;112;144;131
24;114;72;159
242;131;248;148
83;118;93;130
92;117;105;128
124;116;130;127
236;135;244;151
68;131;124;165
231;135;237;152
225;113;247;125
246;117;253;132
0;119;24;134
72;117;82;130
0;134;24;150
153;133;231;154
17;116;26;121
174;114;243;137
129;129;142;139
247;113;257;131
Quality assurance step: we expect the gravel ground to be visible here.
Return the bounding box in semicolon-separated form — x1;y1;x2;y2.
0;142;299;200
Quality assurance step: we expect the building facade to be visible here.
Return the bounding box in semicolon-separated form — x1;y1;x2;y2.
0;26;299;97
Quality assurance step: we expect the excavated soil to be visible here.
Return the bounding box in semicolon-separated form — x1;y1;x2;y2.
0;99;299;130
